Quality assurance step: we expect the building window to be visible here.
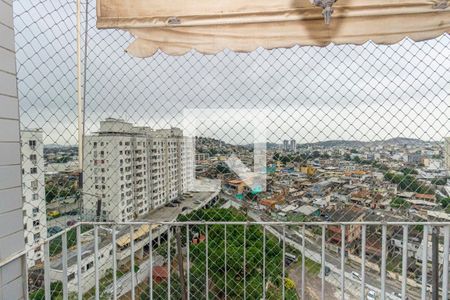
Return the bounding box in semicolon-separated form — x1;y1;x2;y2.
32;193;39;201
68;273;76;281
31;180;38;190
30;167;37;174
32;207;39;216
30;154;37;163
29;140;37;149
34;233;40;241
33;220;40;227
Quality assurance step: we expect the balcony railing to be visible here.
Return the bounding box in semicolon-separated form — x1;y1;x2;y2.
3;221;449;300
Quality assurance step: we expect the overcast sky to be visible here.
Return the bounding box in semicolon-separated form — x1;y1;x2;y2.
14;0;450;146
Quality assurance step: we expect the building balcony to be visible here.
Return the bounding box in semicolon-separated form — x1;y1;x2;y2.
7;221;450;299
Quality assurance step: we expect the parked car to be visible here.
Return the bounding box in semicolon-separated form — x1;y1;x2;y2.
367;290;376;300
48;226;63;236
323;266;331;276
67;220;77;226
352;271;362;281
47;210;60;218
389;292;404;300
284;253;298;266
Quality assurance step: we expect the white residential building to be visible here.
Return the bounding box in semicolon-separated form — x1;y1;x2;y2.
21;129;47;268
283;140;289;152
83;118;194;221
290;139;297;152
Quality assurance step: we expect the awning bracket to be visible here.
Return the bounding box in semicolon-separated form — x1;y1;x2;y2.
312;0;337;25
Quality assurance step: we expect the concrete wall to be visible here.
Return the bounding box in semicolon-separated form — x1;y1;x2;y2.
0;0;27;299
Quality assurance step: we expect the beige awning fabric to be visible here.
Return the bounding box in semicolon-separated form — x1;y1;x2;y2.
96;0;450;57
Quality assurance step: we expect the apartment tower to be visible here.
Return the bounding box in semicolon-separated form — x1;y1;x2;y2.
21;129;47;267
83;118;194;221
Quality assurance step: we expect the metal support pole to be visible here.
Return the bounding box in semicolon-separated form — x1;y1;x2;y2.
224;224;227;300
76;225;82;300
186;225;190;300
321;225;326;300
262;226;266;300
282;225;286;300
301;225;306;300
76;0;83;170
112;225;117;300
206;225;209;300
361;225;366;300
62;231;69;300
421;225;429;300
381;225;387;300
149;227;153;300
94;226;99;300
130;225;136;300
431;227;439;300
44;241;50;300
243;224;246;300
340;225;345;300
442;226;449;300
175;226;187;300
401;225;408;300
168;227;171;300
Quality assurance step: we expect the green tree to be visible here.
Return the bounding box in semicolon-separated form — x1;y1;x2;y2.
431;178;447;186
400;167;418;175
175;209;297;299
390;197;411;209
440;198;450;209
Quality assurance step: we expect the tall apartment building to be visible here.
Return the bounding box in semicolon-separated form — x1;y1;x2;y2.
21;129;47;267
290;139;297;152
83;118;194;221
283;140;289;152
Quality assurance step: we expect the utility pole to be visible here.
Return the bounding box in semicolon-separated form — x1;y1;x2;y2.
431;227;439;300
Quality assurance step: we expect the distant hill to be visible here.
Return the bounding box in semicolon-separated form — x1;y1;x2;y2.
374;137;428;146
299;140;366;148
298;137;432;149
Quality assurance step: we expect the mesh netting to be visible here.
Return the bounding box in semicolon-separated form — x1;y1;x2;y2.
13;0;450;298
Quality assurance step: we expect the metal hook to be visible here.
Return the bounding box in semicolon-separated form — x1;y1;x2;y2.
312;0;337;25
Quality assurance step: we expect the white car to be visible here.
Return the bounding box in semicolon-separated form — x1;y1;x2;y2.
389;292;404;300
367;290;376;300
352;271;362;281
